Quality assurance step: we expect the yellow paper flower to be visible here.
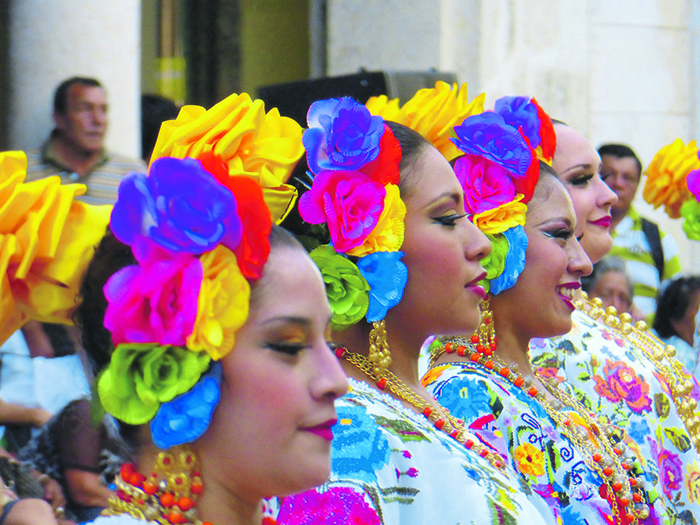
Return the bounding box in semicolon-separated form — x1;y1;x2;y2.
186;245;250;360
347;184;406;257
364;95;401;121
367;81;485;161
643;138;700;219
473;195;527;235
0;152;111;345
150;92;304;223
513;442;545;477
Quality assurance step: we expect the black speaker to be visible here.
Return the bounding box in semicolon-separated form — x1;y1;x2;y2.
258;70;458;126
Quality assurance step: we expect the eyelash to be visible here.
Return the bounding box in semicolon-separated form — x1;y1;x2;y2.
432;213;468;227
569;173;594;186
265;342;306;356
545;228;573;241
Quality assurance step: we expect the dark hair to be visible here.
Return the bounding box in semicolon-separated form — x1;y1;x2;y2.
141;94;180;162
384;121;431;197
528;160;565;205
597;143;642;178
653;276;700;338
53;77;103;114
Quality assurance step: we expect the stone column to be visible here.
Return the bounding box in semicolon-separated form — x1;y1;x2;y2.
7;0;142;158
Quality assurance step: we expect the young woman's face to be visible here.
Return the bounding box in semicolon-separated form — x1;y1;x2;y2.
389;145;492;340
493;179;592;340
197;245;348;503
552;124;617;264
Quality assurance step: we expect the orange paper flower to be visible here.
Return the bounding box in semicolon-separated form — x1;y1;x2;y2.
150;92;304;223
643;139;700;219
366;81;486;161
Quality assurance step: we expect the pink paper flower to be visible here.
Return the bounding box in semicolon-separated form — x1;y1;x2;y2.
299;170;386;252
104;253;203;346
455;154;517;215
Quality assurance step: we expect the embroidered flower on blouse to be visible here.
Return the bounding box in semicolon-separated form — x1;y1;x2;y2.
658;448;683;498
685;460;700;504
278;485;381;525
592;359;652;414
513;443;546;477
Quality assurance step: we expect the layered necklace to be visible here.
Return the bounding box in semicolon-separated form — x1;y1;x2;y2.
336;320;506;472
104;446;211;525
429;302;651;524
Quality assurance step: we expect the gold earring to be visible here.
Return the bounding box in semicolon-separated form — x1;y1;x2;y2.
471;297;497;356
368;320;392;378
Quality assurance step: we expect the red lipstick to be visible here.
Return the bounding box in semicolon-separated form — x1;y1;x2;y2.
304;419;337;441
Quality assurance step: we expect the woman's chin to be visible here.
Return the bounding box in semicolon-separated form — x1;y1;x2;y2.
582;233;613;265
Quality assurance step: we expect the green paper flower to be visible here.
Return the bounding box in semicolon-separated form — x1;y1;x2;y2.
98;343;211;425
479;233;509;292
682;199;700;240
310;245;370;331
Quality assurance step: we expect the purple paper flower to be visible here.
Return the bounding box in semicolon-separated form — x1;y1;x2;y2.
357;251;408;322
151;362;221;449
299;170;386;252
303;97;384;174
452;112;535;180
687;168;700;200
103;252;202;346
494;96;542;148
278;485;381;525
455;154;517;215
110;157;242;254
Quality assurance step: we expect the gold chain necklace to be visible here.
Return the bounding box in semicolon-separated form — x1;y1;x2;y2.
335;346;506;472
579;293;700;452
430;336;651;524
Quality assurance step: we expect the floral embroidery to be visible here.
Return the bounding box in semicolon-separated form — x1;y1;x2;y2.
658;448;683;499
513;443;545;477
278;485;381;525
685;460;700;504
592;359;652;414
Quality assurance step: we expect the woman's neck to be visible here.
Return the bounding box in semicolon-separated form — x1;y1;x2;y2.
336;321;430;407
490;306;535;379
135;440;262;525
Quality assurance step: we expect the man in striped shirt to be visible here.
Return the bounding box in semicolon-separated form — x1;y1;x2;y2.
599;143;682;319
24;76;146;206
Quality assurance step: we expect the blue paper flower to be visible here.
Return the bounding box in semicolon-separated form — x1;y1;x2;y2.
451;112;534;180
490;225;527;295
494;96;541;149
111;157;242;255
357;251;408;322
150;362;222;449
303;97;384;174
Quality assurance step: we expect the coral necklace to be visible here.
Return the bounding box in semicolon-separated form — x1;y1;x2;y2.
430;336;652;524
105;446;212;525
334;344;506;472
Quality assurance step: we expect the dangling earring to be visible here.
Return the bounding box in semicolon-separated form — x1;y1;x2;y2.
368;320;392;378
471;296;497;356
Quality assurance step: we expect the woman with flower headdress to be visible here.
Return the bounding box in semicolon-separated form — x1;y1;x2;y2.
527;124;700;522
0;92;350;525
276;93;557;524
422;97;672;524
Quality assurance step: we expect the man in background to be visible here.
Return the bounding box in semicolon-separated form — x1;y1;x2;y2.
599;143;681;318
25;76;146;205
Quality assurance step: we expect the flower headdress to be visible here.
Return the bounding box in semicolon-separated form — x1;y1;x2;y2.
296;97;408;333
96;93;303;449
642;140;700;237
448;95;555;294
366;81;486;162
0;151;111;344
